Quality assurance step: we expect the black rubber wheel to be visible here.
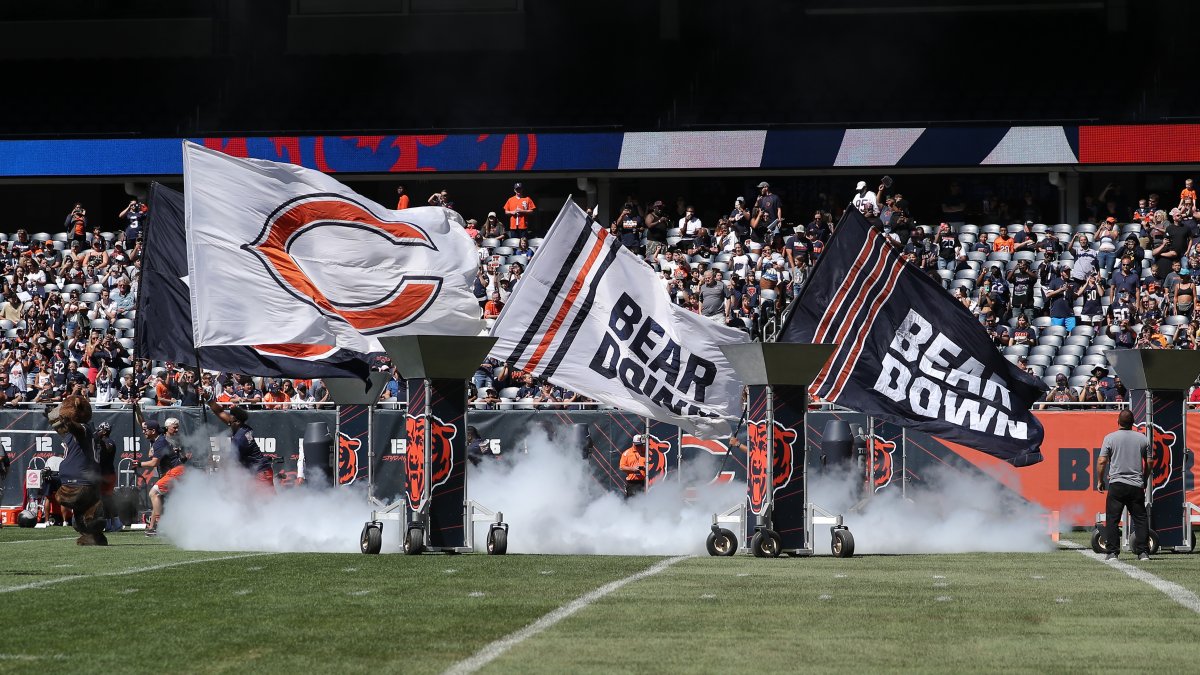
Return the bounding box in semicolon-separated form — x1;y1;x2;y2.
1147;530;1160;556
751;529;782;558
705;528;738;556
831;528;855;558
1090;529;1107;554
360;524;382;555
486;527;508;555
403;527;425;555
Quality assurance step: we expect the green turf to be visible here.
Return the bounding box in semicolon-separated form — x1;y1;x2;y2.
1;527;1197;674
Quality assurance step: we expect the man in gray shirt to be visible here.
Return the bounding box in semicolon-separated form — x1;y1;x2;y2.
698;270;731;323
1096;409;1154;561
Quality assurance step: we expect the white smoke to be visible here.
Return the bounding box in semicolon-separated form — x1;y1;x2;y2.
468;429;744;555
157;422;388;553
808;463;1053;554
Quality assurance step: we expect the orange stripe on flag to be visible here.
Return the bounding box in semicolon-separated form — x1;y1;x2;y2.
523;229;609;372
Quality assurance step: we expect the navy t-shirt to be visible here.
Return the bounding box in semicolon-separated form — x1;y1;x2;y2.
59;425;98;484
153;435;183;474
233;425;269;474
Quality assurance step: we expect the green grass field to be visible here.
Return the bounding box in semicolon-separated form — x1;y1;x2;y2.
1;527;1197;674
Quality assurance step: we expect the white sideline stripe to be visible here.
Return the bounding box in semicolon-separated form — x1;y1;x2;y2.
1060;541;1200;614
0;537;76;545
444;556;690;675
0;552;272;594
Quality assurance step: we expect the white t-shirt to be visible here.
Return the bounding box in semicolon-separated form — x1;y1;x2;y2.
852;190;878;216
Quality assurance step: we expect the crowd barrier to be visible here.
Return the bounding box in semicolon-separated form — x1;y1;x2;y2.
2;407;1195;528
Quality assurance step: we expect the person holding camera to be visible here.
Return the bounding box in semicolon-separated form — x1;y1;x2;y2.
613;201;644;253
65;204;88;245
643;200;669;263
1079;271;1105;326
119;199;147;244
1096;409;1153;561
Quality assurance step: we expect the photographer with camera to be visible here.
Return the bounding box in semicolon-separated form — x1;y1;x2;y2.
119;199;147;244
65;204;88;245
612;201;644;253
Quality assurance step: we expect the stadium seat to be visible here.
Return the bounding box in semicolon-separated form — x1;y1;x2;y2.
501;238;522;248
1003;345;1029;357
80;292;99;303
1080;354;1108;367
1031;223;1048;234
1026;354;1052;368
1030;345;1057;358
1041;325;1067;338
1027;365;1046;377
1052;355;1080;367
1064;335;1091;347
90;318;110;331
527;238;544;247
52;232;68;242
959;224;979;235
491;246;514;257
114;318;134;330
1086;344;1113;357
498;387;519;400
1038;335;1064;348
1045;364;1072;378
1032;316;1053;328
118;338;135;350
1058;345;1085;358
981;224;1000;235
1068;375;1091;389
1070;325;1095;337
32;232;50;242
1164;314;1189;326
480;238;501;249
1076;223;1097;235
63;284;84;295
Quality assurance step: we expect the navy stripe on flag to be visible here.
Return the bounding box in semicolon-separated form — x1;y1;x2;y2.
505;221;594;365
540;242;621;380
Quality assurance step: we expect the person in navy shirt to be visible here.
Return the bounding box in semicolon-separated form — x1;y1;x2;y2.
207;401;274;492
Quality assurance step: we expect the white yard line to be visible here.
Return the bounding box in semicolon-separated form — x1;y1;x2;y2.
444;556;690;675
1061;541;1200;614
0;552;273;594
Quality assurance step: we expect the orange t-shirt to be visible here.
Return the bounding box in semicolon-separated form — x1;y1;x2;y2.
396;194;410;210
504;195;536;231
992;236;1016;253
619;447;646;480
1181;188;1196;203
262;391;290;409
483;300;503;318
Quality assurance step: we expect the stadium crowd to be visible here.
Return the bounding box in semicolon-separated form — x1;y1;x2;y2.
6;176;1200;411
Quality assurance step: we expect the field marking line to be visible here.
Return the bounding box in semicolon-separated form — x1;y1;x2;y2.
443;555;690;675
1060;541;1200;614
0;552;273;594
0;537;77;545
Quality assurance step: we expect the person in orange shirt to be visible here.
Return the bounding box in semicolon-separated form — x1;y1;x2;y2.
991;226;1016;254
395;185;409;210
504;182;536;234
1180;178;1196;207
262;382;290;409
483;292;504;319
619;434;648;498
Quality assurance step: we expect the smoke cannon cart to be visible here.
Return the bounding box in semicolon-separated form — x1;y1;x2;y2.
359;336;509;555
705;343;855;558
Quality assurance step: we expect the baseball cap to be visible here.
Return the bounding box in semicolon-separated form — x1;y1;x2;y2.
632;434;646;445
757;181;769;189
142;420;161;433
513;182;523;190
1106;216;1117;223
856;181;867;190
466;218;478;224
653;200;664;208
487;211;497;218
736;196;745;203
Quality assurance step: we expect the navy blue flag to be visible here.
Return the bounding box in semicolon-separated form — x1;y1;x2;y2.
135;183;372;379
778;209;1046;467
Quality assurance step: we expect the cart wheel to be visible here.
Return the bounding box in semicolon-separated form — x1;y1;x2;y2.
360;524;382;555
1147;530;1160;556
831;528;855;558
1090;529;1107;554
486;527;508;555
751;529;781;558
403;527;425;555
705;528;738;556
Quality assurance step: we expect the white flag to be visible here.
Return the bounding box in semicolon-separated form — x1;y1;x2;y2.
489;200;748;438
183;141;483;352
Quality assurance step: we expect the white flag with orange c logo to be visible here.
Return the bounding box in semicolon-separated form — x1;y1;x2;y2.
183;141;484;352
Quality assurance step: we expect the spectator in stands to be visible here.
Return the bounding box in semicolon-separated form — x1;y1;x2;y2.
1112;319;1137;349
1078;376;1104;408
935;223;958;271
1180;178;1197;209
464;218;480;240
643;201;669;263
515;373;539;400
753;182;782;234
533;381;560;409
729;197;752;242
1174;271;1196;320
482;211;505;239
1010;315;1039;346
395;185;409;210
65;204;88;245
503;182;536;235
1132;198;1152;224
982;313;1009;346
0;371;23;406
291;382;315;408
483;292;504;319
1008;258;1037;322
1039;373;1077;409
1046;266;1078;332
2;292;22;323
613;201;643;253
1094;218;1120;272
698;270;731;323
427;189;452;208
852;181;878;218
991;226;1016;253
1153;214;1191;280
1141;297;1164;325
1079;272;1105;325
262;382;290;409
119;199;147;243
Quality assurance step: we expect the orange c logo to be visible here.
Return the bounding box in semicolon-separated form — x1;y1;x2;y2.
244;194;441;333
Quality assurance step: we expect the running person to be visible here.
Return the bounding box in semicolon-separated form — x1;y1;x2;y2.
207;401;275;492
136;420;186;536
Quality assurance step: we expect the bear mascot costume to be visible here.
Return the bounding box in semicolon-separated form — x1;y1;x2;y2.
46;394;108;545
